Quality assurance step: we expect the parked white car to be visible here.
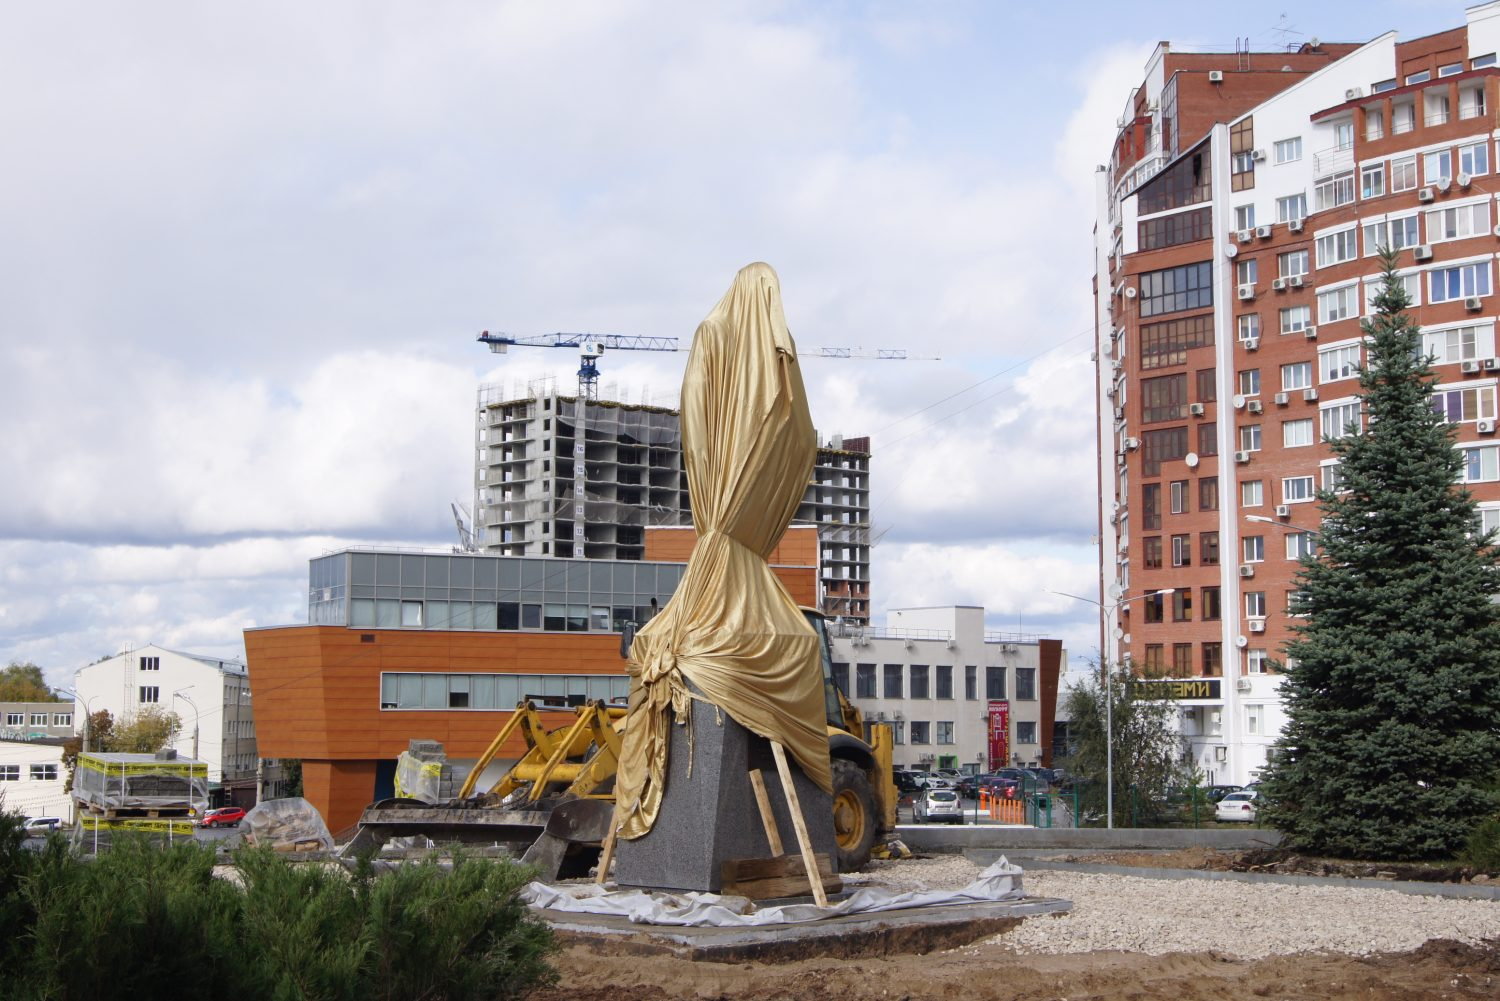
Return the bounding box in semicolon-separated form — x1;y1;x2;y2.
915;789;964;824
1215;790;1258;822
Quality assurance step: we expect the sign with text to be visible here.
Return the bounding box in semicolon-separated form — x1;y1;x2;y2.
1127;678;1222;701
987;699;1010;768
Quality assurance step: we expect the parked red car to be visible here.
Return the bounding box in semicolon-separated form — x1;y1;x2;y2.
200;806;246;828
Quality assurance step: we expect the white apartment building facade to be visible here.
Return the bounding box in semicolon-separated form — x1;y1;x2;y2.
0;738;69;820
828;606;1066;773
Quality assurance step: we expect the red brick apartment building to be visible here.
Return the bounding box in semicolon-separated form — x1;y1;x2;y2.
1095;3;1500;785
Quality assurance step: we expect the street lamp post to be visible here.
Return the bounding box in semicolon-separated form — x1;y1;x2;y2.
1049;587;1175;829
56;688;95;752
173;689;202;826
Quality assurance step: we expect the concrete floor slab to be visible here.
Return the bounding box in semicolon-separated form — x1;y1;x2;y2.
536;895;1072;963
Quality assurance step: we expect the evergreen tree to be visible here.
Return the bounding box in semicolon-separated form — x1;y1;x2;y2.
1260;250;1500;858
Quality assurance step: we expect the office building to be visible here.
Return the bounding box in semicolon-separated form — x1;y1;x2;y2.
1095;4;1500;783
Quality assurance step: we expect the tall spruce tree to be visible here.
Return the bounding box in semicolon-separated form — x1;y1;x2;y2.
1259;250;1500;859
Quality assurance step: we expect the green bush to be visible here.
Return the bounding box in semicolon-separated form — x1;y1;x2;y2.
2;820;557;1001
1462;815;1500;874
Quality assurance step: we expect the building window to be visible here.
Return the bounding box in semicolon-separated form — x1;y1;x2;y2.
1277;250;1309;279
1283;419;1314;448
1199;477;1218;511
985;666;1005;700
1433;385;1497;423
1197;420;1218;457
936;721;956;745
1245;591;1267;618
1169;479;1189;514
1273;137;1302;164
1473;53;1498;69
380;671;629;709
1318;286;1359;324
1238;314;1261;343
400;601;423;627
1236;258;1258;287
1015;668;1036;701
1138;147;1211;214
1230;117;1255;191
891;721;905;744
30;764;58;781
1246;705;1262;736
1141;427;1188;477
1171;534;1192;567
1276;193;1307;222
1140;314;1214;370
53;713;71;727
1238;369;1261;395
1143;482;1161;530
1320;344;1361;382
909;664;930;699
1323;461;1347;492
1143;644;1164;673
1139;262;1214;318
139;656;160;671
1427;202;1489;243
1172;643;1193;676
1460;84;1487;119
1280;362;1313;391
1314;171;1354;212
1242;535;1265;563
1143;591;1165;623
3;713;20;727
1364;273;1421;314
1196;368;1217;403
1462;445;1500;483
1322;400;1364;439
0;766;18;782
1246;649;1268;674
909;721;931;745
1363;214;1419;254
1390;156;1417;193
1234;204;1256;230
1361;163;1384;199
856;663;877;698
1424;149;1453;185
1202;587;1221;620
1241;479;1264;506
935;665;953;700
1424;324;1495;363
1283;476;1316;503
1392;101;1416;135
1315;228;1357;268
1172;589;1193;622
1432;263;1495;304
1280;305;1312;335
1461;141;1490;177
1367;104;1385;140
1139;207;1213;250
1016;721;1037;745
830;662;850;696
139;686;160;704
1142;374;1189;423
1202;642;1223;677
28;714;46;727
1286;532;1318;559
883;664;903;699
1201;531;1220;565
1143;536;1163;569
1238;425;1261;452
965;665;977;700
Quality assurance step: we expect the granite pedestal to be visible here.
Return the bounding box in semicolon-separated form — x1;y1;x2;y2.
615;694;835;893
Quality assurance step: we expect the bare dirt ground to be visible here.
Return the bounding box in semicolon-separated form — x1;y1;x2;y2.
532;852;1500;1000
536;938;1500;1000
1061;844;1482;882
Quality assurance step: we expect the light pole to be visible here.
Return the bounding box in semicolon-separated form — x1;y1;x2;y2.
172;689;199;760
1049;587;1175;829
56;688;96;752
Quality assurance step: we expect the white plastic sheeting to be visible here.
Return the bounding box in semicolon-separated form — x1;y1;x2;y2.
242;797;335;852
522;857;1024;927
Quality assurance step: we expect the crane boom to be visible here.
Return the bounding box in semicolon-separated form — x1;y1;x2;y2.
478;331;936;360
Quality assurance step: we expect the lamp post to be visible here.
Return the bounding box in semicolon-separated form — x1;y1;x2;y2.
56;688;95;752
172;689;199;760
1049;587;1175;829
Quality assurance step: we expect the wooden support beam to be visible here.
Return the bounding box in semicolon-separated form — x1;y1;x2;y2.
770;741;828;906
748;768;784;856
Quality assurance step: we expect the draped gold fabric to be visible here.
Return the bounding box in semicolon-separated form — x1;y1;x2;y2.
614;262;830;840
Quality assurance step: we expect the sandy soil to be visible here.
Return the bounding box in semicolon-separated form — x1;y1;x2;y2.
535;938;1500;1000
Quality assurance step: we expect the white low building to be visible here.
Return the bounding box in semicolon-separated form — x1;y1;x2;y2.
0;739;69;821
72;645;263;802
828;606;1067;773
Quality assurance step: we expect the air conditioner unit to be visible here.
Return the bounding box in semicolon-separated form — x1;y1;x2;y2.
1190;402;1206;416
1289;218;1305;233
1276;504;1291;517
1272;277;1287;291
946;638;956;650
1459;172;1473;188
1248;619;1267;633
1124;286;1138;299
1305;326;1319;340
1481;419;1497;434
1238;284;1256;300
1113;405;1125;420
1124;436;1141;450
1247;400;1263;414
1239;563;1255;577
1253;148;1267;162
1418;188;1436;203
1289;275;1305;288
1209;70;1225;83
1485;357;1500;371
1463;359;1483;374
1244;337;1260;351
1303;388;1319;402
1465;296;1483;311
1274;392;1289;405
1236;677;1253;692
1235;450;1252;464
1256;224;1272;238
1237;228;1253;243
1345;86;1364;101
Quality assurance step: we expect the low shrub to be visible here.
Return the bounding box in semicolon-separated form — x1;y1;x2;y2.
1462;815;1500;874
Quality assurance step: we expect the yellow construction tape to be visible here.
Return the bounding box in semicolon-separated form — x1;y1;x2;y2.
78;817;198;835
77;755;207;778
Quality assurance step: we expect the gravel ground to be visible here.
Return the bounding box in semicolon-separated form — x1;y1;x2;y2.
854;855;1500;960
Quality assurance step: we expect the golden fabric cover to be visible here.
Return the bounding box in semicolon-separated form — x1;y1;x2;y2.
614;262;830;840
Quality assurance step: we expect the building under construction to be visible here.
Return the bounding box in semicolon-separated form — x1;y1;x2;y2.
474;386;873;622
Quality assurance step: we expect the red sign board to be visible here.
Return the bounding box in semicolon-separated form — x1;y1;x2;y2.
987;700;1010;769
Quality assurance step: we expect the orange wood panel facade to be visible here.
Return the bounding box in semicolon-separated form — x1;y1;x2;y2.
644;523;818;602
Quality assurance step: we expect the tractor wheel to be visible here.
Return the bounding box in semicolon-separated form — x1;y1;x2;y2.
831;758;879;872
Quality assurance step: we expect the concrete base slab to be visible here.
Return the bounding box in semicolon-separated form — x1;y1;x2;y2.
536;895;1072;963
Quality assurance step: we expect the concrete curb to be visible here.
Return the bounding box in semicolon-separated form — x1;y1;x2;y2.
969;853;1500;902
898;825;1283;852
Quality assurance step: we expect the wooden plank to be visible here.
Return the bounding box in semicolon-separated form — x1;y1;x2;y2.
747;769;783;855
720;853;841;900
770;742;828;907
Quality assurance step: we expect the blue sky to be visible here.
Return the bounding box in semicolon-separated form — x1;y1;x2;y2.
0;1;1474;686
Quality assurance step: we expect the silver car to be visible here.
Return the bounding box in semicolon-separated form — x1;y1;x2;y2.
1215;790;1258;822
915;789;964;824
